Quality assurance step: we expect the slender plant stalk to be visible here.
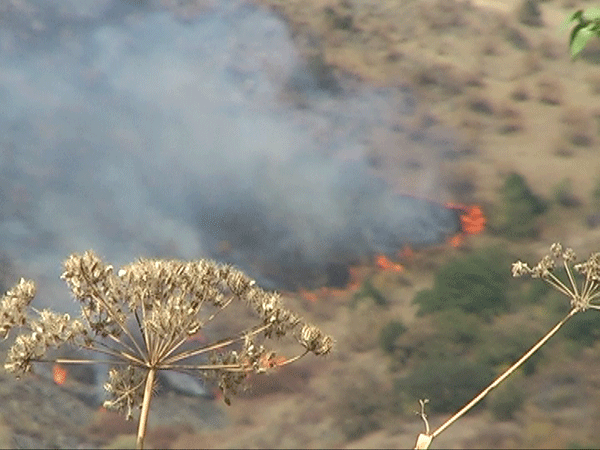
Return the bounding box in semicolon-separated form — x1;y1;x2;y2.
137;367;156;450
416;307;578;449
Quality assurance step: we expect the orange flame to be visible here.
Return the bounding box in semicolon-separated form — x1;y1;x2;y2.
187;330;208;344
448;234;464;248
376;254;404;272
299;288;319;303
446;203;486;235
259;353;287;370
53;364;67;385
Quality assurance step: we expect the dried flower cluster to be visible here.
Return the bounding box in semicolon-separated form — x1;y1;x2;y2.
1;251;333;425
0;278;36;339
512;243;600;312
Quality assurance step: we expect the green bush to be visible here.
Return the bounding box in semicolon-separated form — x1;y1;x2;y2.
476;323;542;375
523;278;551;304
333;369;386;440
591;177;600;209
518;0;543;27
562;311;600;347
413;247;511;320
396;358;494;414
379;320;407;354
432;309;482;346
496;172;547;239
553;177;579;207
352;277;387;308
487;372;525;420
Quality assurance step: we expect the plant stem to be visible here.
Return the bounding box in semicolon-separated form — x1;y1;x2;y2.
137;367;156;450
428;308;578;444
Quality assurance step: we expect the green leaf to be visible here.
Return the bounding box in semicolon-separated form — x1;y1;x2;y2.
569;22;586;47
583;7;600;22
560;9;583;32
570;25;596;59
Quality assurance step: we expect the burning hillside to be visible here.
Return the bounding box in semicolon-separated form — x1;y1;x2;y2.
0;0;484;311
189;155;484;290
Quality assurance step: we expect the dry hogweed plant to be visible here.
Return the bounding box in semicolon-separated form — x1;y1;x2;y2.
0;250;333;449
413;243;600;449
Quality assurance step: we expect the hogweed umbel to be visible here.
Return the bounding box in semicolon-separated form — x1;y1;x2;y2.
0;250;333;449
512;242;600;311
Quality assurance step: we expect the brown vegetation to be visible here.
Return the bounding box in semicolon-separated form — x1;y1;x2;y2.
498;102;525;134
537;76;563;105
510;81;530;101
560;106;594;147
467;93;496;115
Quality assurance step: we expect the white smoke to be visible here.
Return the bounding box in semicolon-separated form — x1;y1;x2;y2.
0;0;459;306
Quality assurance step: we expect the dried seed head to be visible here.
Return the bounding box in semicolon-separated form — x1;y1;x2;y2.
531;255;555;278
0;279;36;339
511;261;531;277
2;251;334;413
550;243;562;258
562;247;576;263
103;366;147;420
299;324;333;356
514;243;600;312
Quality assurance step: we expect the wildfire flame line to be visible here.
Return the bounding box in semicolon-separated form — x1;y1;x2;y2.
445;203;486;247
375;254;404;272
445;203;486;235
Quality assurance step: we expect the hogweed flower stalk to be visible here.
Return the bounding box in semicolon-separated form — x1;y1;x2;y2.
0;251;333;449
512;242;600;312
414;243;600;449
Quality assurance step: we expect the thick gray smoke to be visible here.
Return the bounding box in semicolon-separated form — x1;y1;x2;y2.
0;0;459;307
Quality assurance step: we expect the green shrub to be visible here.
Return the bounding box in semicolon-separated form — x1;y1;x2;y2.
562;311;600;347
487;372;525;420
523;278;551;304
476;322;543;375
506;26;531;50
553;177;579;207
396;358;494;414
591;177;600;209
379;320;407;354
518;0;543;27
413;247;511;320
432;309;482;346
496;172;547;239
352;278;387;308
333;369;387;440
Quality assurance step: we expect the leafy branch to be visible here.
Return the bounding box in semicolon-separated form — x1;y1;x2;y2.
562;7;600;59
